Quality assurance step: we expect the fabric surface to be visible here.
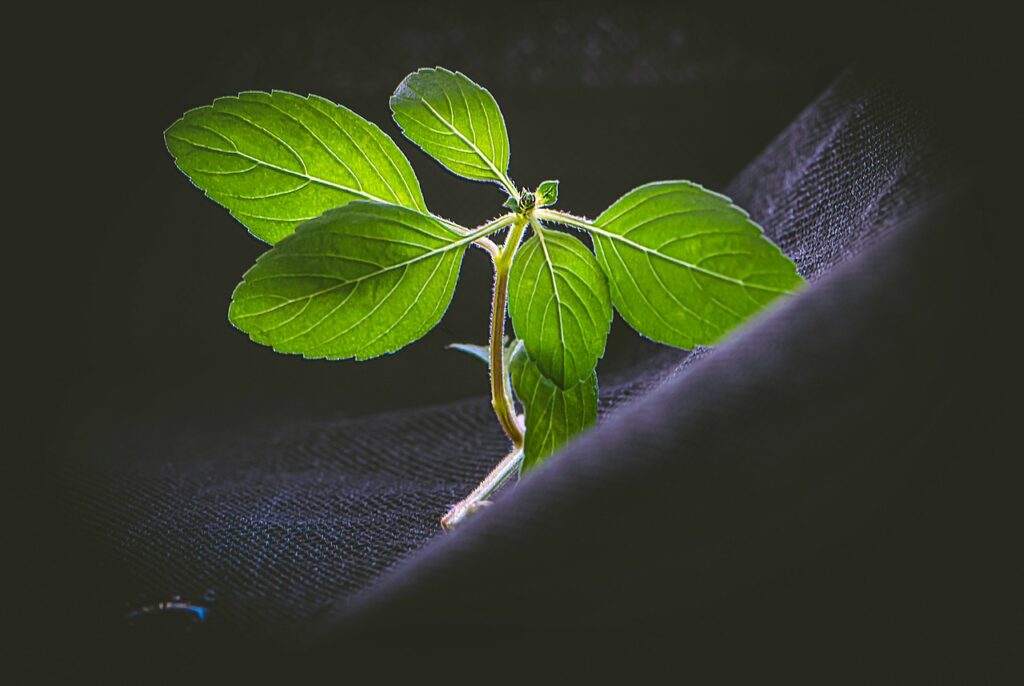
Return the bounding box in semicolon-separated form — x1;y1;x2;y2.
20;5;1021;682
315;66;963;627
307;62;1017;679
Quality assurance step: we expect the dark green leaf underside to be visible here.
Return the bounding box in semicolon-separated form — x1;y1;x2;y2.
165;91;426;244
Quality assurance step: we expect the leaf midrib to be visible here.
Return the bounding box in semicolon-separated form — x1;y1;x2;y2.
402;82;508;186
539;210;793;295
534;226;570;379
169;131;391;204
233;218;499;320
172;130;479;239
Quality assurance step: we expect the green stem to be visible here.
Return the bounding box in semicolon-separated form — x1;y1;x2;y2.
440;447;524;530
441;213;529;530
501;174;520;202
535;207;591;230
489;215;528;446
437;217;500;257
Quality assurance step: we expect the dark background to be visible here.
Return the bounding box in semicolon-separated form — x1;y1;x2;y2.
21;3;844;421
8;1;1022;681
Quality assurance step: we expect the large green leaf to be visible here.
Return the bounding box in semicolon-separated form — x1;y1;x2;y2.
509;342;598;472
559;181;804;349
165;91;427;244
508;228;612;388
228;202;468;360
390;68;511;188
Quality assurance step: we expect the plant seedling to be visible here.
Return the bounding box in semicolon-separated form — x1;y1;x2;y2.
164;68;804;530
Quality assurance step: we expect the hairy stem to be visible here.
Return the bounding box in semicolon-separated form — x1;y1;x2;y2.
440;447;523;530
474;237;501;258
535;207;591;229
489;215;528;445
441;213;529;529
501;175;521;204
438;215;507;258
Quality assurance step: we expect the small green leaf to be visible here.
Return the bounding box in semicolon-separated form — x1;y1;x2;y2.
447;337;517;365
517;190;537;213
583;181;804;349
508;228;612;388
390;68;511;188
447;342;491;364
165;91;426;244
536;180;559;207
229;202;469;360
509;342;597;472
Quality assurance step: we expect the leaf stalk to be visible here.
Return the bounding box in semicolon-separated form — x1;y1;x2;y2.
440;446;524;530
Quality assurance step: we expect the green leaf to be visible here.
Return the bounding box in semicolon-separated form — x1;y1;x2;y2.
508;227;612;388
228;202;469;360
447;337;516;365
509;342;598;472
390;68;511;188
518;191;537;213
579;181;804;349
165;91;427;244
447;342;491;364
536;180;559;207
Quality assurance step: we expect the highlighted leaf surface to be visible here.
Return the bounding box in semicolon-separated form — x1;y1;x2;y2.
229;202;466;360
165;91;426;244
509;229;612;388
510;343;598;472
390;68;510;186
585;181;804;349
